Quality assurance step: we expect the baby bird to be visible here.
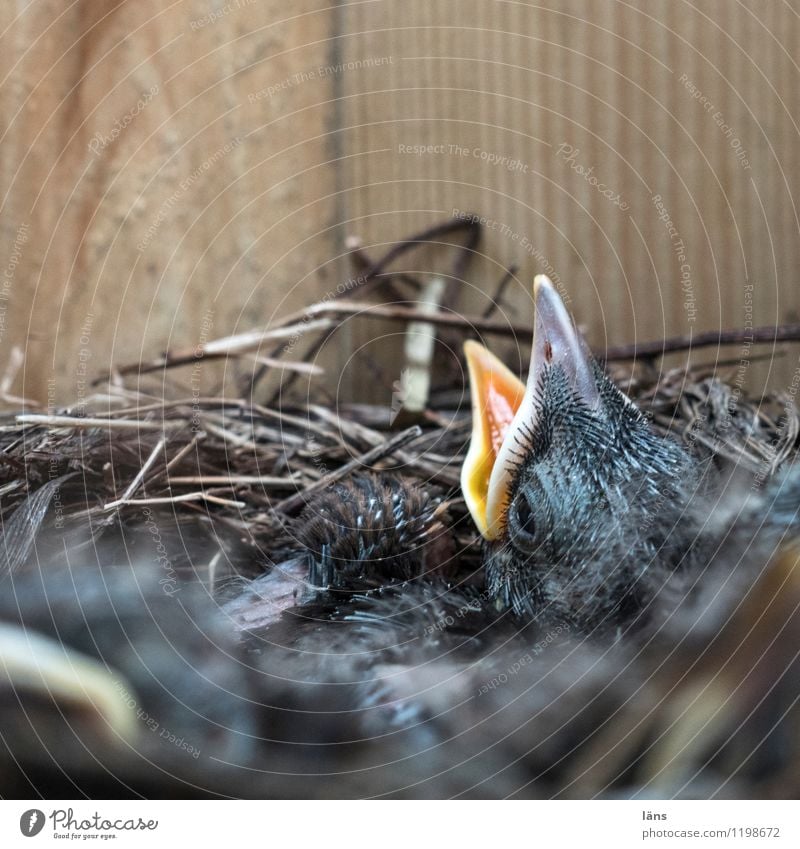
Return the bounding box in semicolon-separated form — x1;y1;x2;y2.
461;275;704;633
240;274;792;638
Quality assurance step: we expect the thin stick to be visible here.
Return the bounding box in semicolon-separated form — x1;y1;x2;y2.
348;217;482;294
110;305;529;383
345;236;424;295
262;217;484;403
248;402;347;447
104;317;333;380
245;355;323;375
163;435;204;473
104;492;246;510
165;475;293;486
274;425;423;514
16;414;183;431
604;324;800;361
200;421;274;453
481;265;519;318
111;437;167;506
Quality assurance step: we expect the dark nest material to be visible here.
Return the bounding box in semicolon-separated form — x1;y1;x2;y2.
1;218;800;799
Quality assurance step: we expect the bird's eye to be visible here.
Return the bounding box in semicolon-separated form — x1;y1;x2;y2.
511;496;537;545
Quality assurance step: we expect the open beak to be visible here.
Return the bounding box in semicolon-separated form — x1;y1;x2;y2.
462;275;600;539
461;340;526;538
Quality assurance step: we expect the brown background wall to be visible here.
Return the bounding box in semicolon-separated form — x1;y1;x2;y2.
1;1;799;405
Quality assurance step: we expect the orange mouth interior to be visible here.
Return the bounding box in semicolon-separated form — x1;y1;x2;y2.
461;340;525;539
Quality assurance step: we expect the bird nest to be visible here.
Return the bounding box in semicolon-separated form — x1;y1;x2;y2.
2;219;797;588
2;218;800;798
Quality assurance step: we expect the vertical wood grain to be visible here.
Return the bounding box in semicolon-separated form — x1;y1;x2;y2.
1;2;799;404
338;0;800;394
0;0;338;404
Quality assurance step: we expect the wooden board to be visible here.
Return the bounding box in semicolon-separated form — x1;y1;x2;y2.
1;1;799;404
0;0;339;404
338;0;800;397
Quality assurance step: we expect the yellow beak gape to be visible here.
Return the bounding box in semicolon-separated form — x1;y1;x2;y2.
461;340;525;539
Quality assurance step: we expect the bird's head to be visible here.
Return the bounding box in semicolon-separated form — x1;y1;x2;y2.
462;275;698;630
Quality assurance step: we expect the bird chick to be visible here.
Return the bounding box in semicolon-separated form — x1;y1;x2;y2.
463;275;702;633
223;474;450;634
298;473;446;594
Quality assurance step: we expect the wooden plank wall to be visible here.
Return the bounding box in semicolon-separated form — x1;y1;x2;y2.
1;1;799;404
0;1;339;404
338;0;800;396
